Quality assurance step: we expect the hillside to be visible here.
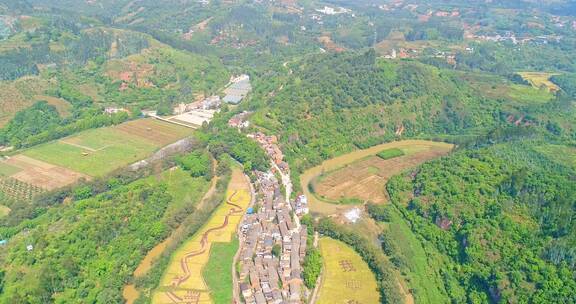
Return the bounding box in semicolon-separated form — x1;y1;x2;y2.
380;140;576;303
250;50;574;172
0;13;229;128
246;49;576;303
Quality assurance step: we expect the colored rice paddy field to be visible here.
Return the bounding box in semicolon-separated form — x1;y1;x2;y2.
152;167;250;304
316;237;380;304
517;72;561;92
301;140;453;215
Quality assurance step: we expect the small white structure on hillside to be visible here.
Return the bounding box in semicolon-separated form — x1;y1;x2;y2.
344;208;361;223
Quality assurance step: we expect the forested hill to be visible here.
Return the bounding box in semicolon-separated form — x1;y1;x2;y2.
252;50;560;172
383;139;576;303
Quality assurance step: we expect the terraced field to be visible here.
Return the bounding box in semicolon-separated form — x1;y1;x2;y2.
518;72;561;92
152;167;250;304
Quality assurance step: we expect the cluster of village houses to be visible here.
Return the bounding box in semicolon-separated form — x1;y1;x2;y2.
238;170;308;304
248;132;290;174
237;127;310;303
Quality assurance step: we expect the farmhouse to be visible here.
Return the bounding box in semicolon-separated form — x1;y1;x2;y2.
228;111;252;129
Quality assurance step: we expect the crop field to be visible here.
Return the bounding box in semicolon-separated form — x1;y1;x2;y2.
0;155;89;191
22;118;193;177
202;238;238;304
152;167;250;304
303;140;453;213
458;72;554;104
0;177;46;201
316;237;379;304
518;72;561;92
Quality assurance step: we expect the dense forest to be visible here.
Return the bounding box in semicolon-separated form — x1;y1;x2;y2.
251;50;522;171
374;140;576;303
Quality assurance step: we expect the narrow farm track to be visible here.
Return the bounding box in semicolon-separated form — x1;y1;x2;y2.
165;190;244;302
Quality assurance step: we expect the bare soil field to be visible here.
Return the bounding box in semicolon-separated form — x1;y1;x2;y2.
301;140;453;215
3;155;90;190
318;35;345;52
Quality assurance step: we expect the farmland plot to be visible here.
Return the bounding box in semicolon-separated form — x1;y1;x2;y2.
153;167;250;304
301;140;453;214
316;237;380;304
22;118;193;177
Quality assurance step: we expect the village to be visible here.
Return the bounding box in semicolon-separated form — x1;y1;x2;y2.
235;126;310;304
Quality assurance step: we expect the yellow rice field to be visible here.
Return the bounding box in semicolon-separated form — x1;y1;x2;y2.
517;72;561;92
316;237;380;304
152;167;250;304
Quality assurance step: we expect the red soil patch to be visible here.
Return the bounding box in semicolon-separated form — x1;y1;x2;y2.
5;155;90;190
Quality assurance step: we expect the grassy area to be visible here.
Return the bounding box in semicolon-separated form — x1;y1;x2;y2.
508;84;554;104
534;144;576;170
376;148;405;160
381;206;447;303
202;238;239;304
0;204;10;218
0;162;22;176
0;76;50;127
22;127;157;177
316;237;380;304
156;168;211;222
33;95;72;117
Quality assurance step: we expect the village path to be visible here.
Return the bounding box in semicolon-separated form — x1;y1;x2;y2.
272;161;300;229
